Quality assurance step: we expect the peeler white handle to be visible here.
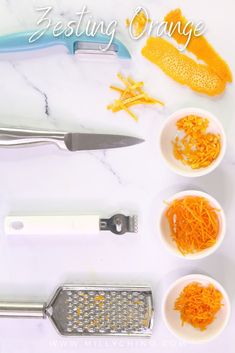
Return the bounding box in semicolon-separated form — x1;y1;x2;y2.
5;215;100;236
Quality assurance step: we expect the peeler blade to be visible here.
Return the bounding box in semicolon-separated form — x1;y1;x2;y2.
74;39;131;59
100;214;138;235
75;42;118;56
47;285;154;336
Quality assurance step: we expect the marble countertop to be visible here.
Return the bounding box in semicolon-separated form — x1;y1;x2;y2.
0;0;234;352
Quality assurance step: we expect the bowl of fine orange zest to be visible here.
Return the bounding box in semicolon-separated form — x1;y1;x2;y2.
159;108;226;177
163;274;231;343
107;73;164;122
159;190;226;259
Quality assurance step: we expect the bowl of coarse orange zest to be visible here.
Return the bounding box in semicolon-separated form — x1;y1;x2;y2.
159;190;226;259
160;108;226;177
163;274;231;343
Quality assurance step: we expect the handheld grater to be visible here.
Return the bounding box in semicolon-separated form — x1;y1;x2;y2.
0;285;154;336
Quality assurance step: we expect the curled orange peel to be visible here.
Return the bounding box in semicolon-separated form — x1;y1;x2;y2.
141;9;232;96
165;9;232;83
142;37;226;96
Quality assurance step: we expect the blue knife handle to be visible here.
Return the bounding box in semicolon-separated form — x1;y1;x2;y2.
0;31;131;58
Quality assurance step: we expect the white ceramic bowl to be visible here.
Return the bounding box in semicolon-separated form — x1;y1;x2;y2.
159;108;226;177
163;274;231;343
159;190;226;260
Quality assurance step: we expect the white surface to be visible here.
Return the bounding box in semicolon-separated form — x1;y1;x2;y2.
162;274;231;343
159;108;226;177
159;190;226;260
0;0;234;352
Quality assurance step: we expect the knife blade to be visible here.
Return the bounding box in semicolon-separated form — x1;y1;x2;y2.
64;132;144;151
0;128;144;151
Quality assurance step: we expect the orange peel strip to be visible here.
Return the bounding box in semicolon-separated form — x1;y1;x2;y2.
120;102;138;121
141;37;226;96
165;9;232;83
110;86;125;93
107;73;164;121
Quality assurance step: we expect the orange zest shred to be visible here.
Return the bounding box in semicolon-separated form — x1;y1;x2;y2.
174;282;223;330
165;196;220;255
107;73;164;121
173;115;221;169
164;9;232;83
141;37;226;96
126;10;151;37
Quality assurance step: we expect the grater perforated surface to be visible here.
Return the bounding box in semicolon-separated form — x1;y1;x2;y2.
48;285;153;336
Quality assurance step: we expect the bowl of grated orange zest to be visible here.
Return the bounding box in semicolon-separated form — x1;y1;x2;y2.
159;108;226;177
159;190;226;259
163;274;231;343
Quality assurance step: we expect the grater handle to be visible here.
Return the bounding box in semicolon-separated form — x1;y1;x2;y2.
5;215;100;236
0;302;46;318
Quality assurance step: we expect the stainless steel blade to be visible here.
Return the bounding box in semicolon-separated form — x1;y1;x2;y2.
100;214;138;235
64;133;144;151
46;285;154;336
75;42;117;56
0;284;154;337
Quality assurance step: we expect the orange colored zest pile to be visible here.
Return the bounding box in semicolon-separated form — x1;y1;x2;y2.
126;10;151;37
174;282;223;331
107;73;164;121
141;9;232;96
165;196;220;255
173;115;221;169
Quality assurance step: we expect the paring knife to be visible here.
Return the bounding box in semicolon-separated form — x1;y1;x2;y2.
0;31;131;58
0;127;144;151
